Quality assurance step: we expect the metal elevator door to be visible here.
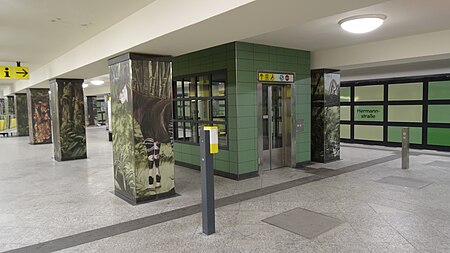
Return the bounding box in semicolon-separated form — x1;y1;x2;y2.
261;84;285;170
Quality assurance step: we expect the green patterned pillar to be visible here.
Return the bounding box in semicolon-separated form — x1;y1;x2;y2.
311;69;341;163
49;79;87;161
109;53;175;204
14;93;29;136
27;88;52;144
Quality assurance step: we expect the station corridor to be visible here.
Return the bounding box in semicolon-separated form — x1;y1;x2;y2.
1;127;450;252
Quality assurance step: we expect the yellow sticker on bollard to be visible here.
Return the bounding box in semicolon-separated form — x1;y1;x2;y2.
204;126;219;154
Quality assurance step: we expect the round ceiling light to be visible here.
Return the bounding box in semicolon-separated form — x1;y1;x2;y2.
82;83;89;89
339;14;387;34
90;80;104;86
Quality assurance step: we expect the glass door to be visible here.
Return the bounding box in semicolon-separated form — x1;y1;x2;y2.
261;84;285;170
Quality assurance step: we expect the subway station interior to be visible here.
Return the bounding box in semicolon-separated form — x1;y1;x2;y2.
1;0;450;252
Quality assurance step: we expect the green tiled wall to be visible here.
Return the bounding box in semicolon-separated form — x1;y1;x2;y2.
173;42;311;177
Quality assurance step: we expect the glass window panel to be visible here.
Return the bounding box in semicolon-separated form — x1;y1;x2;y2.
429;81;450;100
354;125;383;141
388;83;423;101
212;99;226;119
183;80;190;98
340;106;351;121
340;87;351;102
189;77;196;97
340;124;350;139
197;99;210;121
428;105;450;124
216;123;227;146
212;72;226;97
354;105;384;122
428;128;450;146
184;122;192;142
176;122;184;140
354;85;383;102
175;101;183;120
184;100;192;120
388;126;422;144
175;81;183;98
197;75;210;97
388;105;422;123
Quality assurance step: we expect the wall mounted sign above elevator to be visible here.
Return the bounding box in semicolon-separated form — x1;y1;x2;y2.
0;66;29;79
258;72;294;83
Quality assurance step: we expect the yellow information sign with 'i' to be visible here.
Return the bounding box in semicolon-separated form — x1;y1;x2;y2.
0;66;29;80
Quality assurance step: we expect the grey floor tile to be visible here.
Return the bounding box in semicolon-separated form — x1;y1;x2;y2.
375;176;432;189
263;207;344;239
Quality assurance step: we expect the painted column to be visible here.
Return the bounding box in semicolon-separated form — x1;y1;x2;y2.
14;93;29;136
311;69;341;163
86;96;97;126
49;79;87;161
108;53;175;204
27;88;52;144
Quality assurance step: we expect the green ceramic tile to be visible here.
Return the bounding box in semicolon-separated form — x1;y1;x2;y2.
229;151;238;162
296;151;311;163
237;50;254;60
236;116;256;128
236;106;256;117
237;59;254;71
254;60;271;70
388;126;422;144
237;70;255;83
239;160;258;174
237;127;257;140
253;44;270;53
428;105;450;123
236;93;256;106
229;162;239;174
236;42;254;52
236;81;256;93
238;138;256;151
429;81;450;100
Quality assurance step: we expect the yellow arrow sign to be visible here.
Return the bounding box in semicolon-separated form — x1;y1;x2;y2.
0;66;29;80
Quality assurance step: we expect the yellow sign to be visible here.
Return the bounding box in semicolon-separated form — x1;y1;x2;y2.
258;72;275;81
258;72;294;83
0;66;29;80
204;126;219;154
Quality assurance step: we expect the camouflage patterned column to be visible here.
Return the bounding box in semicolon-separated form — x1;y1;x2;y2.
108;53;175;204
27;88;52;144
49;79;87;161
14;93;29;136
311;69;341;163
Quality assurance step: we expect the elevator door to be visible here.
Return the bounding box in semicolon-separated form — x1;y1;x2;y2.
261;84;286;170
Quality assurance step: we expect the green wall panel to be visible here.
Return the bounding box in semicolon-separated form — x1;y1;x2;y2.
388;83;423;101
174;41;311;177
428;128;450;146
429;81;450;100
354;125;383;141
428;105;450;123
388;105;422;122
354;85;383;102
340;124;350;139
354;105;383;122
388;126;422;144
340;87;351;102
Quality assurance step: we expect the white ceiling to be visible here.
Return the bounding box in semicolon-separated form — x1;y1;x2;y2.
244;0;450;50
2;0;450;94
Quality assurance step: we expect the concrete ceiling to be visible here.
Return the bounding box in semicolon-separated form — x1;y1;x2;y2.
2;0;450;95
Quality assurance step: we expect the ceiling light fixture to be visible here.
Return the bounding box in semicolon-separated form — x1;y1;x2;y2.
82;83;89;89
339;14;387;34
90;80;104;86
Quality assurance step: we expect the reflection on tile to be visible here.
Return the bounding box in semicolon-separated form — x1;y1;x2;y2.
375;176;432;189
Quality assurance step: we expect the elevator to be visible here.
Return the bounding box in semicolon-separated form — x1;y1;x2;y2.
258;79;296;171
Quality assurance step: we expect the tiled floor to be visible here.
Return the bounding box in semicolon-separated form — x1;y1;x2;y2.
1;127;450;252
